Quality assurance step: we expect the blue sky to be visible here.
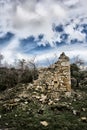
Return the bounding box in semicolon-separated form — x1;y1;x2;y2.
0;0;87;66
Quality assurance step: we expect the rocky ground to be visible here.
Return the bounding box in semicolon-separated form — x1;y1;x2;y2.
0;83;87;130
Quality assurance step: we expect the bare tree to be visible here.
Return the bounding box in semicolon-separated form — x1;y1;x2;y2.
18;59;26;70
27;56;38;80
73;55;84;69
45;53;58;67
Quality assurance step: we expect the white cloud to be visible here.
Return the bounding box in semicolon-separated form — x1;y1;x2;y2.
63;0;80;7
0;0;87;42
1;37;20;63
0;0;87;64
64;24;86;43
35;44;87;65
0;0;67;40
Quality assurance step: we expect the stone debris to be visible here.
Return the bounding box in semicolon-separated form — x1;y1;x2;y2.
48;99;54;105
81;117;87;122
72;110;80;116
72;110;77;115
24;101;28;105
39;94;47;103
40;121;49;126
81;108;86;112
0;115;1;119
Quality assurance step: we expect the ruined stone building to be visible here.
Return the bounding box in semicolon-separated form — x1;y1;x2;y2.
34;52;71;99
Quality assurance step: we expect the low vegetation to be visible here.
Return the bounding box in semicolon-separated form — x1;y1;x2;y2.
0;53;87;130
0;85;87;130
71;63;87;91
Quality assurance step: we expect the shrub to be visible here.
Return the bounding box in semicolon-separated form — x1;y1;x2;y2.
20;70;33;83
0;65;38;91
0;68;18;91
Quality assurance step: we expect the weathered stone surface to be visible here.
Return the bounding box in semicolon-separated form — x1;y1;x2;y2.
61;62;70;66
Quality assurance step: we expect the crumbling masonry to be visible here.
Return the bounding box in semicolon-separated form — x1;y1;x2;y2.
34;52;71;99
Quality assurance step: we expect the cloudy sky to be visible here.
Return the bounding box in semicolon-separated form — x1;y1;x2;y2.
0;0;87;66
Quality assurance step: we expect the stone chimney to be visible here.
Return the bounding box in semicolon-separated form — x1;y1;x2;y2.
57;52;71;93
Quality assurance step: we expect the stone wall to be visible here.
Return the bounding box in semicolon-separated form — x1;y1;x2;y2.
34;52;71;99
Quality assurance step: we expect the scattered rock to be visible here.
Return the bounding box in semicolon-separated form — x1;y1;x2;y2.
40;121;49;126
0;115;1;118
73;99;76;102
15;114;17;117
24;101;28;105
72;110;80;116
81;108;86;112
81;117;87;122
48;100;53;105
